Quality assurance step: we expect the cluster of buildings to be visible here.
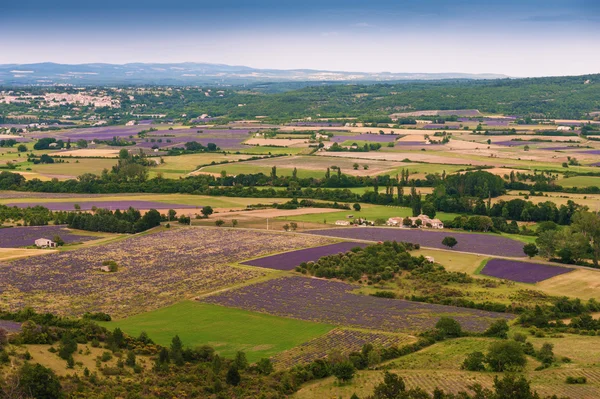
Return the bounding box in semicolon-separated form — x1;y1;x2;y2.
387;214;444;229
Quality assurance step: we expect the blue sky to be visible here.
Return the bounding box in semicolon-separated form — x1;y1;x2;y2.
1;0;599;76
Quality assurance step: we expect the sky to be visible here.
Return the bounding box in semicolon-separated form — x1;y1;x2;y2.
1;0;599;77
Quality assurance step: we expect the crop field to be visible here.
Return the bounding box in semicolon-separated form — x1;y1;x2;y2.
52;149;120;157
0;227;331;316
480;259;573;283
305;227;525;257
101;301;334;363
536;269;600;300
271;328;415;369
153;153;253;177
242;241;368;270
0;225;99;247
203;276;514;333
5;200;201;211
0;193;283;210
17;158;118;179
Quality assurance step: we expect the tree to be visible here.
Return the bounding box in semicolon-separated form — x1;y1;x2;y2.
421;202;436;218
226;366;241;386
486;340;527;372
170;335;184;366
484;319;509;339
126;351;136;367
571;211;600;267
537;342;554;365
371;371;406;398
523;243;539;258
18;363;63;399
256;358;273;375
17;144;27;152
353;163;359;170
435;317;462;338
442;236;457;249
201;206;213;218
290;222;298;231
462;351;486;371
353;203;361;212
234;351;248;370
167;209;177;221
52;235;65;246
232;219;238;227
215;219;225;227
283;223;290;231
332;361;355;383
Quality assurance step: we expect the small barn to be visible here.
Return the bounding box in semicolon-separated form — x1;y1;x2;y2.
35;238;56;248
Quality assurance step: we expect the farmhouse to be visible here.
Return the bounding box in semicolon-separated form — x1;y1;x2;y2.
425;256;435;263
387;214;444;229
557;126;572;131
335;220;351;226
99;265;111;272
35;238;56;248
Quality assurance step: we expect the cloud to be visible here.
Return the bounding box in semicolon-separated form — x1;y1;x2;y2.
352;22;374;28
522;14;600;22
321;31;339;37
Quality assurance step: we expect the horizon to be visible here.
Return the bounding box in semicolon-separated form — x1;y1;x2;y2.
1;0;599;78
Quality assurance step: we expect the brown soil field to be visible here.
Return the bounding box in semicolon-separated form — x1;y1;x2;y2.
52;149;121;157
316;151;493;166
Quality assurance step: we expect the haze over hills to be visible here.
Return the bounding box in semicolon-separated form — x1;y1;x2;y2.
0;62;509;86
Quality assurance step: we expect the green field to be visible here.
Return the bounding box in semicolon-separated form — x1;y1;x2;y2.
557;175;600;188
279;204;460;225
100;301;334;362
199;163;326;178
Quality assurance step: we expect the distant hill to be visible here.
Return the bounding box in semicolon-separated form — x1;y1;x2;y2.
0;62;509;86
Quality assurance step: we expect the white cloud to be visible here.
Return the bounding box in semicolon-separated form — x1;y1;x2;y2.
352;22;373;28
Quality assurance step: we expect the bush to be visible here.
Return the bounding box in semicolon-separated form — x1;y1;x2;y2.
332;361;356;383
566;376;587;384
19;363;63;399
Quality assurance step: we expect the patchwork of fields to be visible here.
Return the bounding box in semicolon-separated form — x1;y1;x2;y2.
0;227;331;316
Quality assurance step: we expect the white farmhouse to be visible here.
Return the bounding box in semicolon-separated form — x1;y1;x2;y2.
35;238;57;248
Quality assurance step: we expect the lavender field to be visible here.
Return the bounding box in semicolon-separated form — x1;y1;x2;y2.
306;227;525;257
0;225;97;248
0;228;331;316
481;259;572;283
6;200;199;211
242;242;367;270
331;134;399;143
203;276;514;333
0;320;21;332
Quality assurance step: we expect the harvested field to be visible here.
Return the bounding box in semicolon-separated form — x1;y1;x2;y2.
243;155;398;176
245;138;308;147
480;259;573;283
305;227;525;257
52;149;120;157
317;151;494;166
6;200;200;211
271;328;415;369
0;227;331;316
242;242;368;270
0;225;98;248
203;276;514;333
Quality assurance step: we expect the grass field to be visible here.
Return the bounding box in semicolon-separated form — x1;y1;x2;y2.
100;301;334;362
557;175;600;188
152;153;253;178
16;158;118;179
199;163;326;178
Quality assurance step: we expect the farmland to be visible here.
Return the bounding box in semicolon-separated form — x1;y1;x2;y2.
305;227;526;257
202;276;514;333
100;301;334;363
242;241;368;270
5;200;201;211
480;259;573;283
0;227;331;316
0;225;100;247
